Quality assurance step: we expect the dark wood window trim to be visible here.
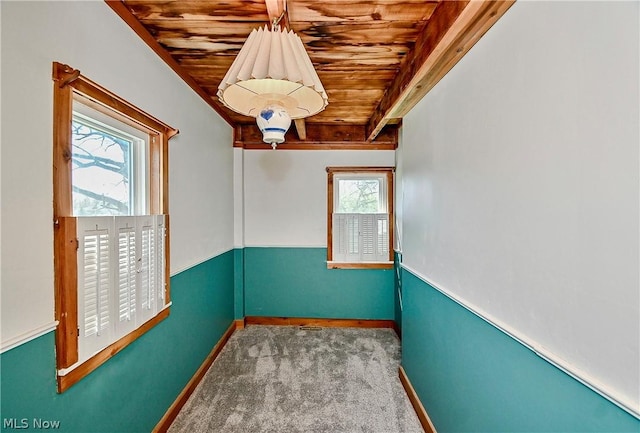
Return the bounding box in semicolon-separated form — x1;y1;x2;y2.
326;166;394;269
52;62;178;392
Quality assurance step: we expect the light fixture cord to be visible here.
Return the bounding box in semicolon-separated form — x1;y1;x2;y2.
271;10;286;30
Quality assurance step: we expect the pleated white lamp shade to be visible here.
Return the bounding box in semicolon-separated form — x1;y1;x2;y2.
217;25;328;120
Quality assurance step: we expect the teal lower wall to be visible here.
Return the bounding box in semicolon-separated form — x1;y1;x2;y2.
243;247;394;320
393;251;403;335
401;268;640;433
0;251;234;433
9;248;633;432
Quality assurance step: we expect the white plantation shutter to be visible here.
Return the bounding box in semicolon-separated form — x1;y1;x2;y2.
77;217;113;360
156;215;167;308
139;215;165;323
333;214;360;262
75;215;168;365
140;221;155;312
376;214;389;258
115;217;137;338
361;214;375;260
332;213;389;263
332;214;346;261
347;216;359;256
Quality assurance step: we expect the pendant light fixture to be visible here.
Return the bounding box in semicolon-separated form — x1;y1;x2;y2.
217;20;328;148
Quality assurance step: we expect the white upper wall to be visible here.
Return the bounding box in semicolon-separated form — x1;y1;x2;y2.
400;1;639;414
242;149;395;247
0;2;233;347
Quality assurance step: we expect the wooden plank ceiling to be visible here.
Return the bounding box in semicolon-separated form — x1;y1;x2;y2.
107;0;514;148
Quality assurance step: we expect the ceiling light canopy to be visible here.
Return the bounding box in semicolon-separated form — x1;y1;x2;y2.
218;25;328;147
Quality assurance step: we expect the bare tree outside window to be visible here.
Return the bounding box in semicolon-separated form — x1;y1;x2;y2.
71;118;132;216
337;179;381;213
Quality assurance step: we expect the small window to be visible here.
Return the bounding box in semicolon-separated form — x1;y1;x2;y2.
52;62;178;392
327;167;394;269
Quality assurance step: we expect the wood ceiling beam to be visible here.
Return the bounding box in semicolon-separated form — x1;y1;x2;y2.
294;119;307;140
235;123;398;150
366;0;515;141
104;1;235;126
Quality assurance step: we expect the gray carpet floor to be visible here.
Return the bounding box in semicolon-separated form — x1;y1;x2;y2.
168;325;423;433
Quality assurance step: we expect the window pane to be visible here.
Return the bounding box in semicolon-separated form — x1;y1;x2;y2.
337;179;381;213
72;118;132;216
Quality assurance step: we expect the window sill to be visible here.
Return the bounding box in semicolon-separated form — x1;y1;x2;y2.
327;261;394;270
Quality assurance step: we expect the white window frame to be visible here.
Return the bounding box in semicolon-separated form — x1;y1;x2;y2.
72;103;149;216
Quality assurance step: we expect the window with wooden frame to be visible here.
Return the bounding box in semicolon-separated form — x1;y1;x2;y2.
52;62;178;392
326;167;394;269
